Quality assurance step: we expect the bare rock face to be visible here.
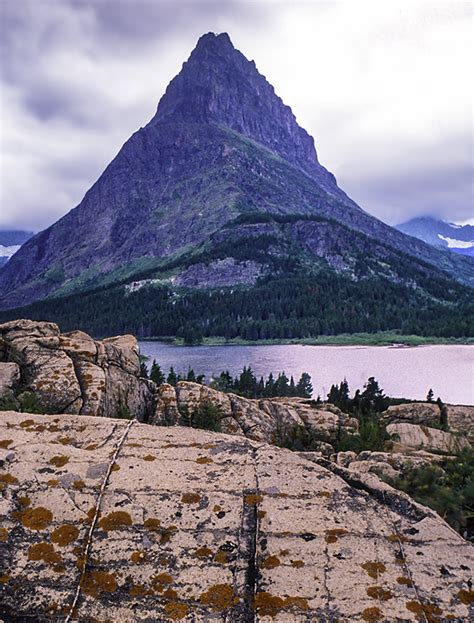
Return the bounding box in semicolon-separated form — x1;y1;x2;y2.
0;362;19;397
0;320;154;420
387;422;471;455
383;402;474;442
153;380;358;449
0;411;473;621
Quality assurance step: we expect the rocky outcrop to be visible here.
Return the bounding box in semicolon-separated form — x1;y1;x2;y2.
387;422;471;455
152;380;358;448
383;402;474;442
0;320;154;420
334;450;453;480
1;411;473;621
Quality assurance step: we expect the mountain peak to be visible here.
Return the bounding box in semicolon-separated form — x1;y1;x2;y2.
152;32;337;187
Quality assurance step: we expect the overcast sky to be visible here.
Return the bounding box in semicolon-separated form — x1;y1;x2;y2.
0;0;472;232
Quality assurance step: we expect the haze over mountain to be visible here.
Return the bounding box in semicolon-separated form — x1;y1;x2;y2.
0;33;473;339
397;217;474;257
0;230;33;268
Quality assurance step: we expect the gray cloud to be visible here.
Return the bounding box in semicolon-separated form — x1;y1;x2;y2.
0;0;472;231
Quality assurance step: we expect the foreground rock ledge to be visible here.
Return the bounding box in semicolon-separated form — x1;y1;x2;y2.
0;413;473;622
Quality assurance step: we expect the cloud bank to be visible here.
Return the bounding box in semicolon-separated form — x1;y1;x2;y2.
0;0;472;231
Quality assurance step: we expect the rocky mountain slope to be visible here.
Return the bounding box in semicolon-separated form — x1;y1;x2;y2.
1;411;473;621
397;217;474;257
0;32;473;317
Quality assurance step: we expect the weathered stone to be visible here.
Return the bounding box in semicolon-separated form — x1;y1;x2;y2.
0;411;472;621
387;422;471;455
0;320;154;421
383;402;474;442
0;362;20;397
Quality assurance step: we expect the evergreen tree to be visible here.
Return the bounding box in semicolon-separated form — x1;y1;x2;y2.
139;361;149;379
427;388;434;402
186;367;196;382
296;372;313;398
167;366;178;386
150;360;165;386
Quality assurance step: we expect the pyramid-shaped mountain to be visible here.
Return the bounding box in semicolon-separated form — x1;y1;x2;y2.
0;33;472;337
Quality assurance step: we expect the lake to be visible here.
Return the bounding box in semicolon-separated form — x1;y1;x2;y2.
138;342;474;405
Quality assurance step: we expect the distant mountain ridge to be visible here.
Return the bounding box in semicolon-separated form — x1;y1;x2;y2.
397;217;474;257
0;32;472;339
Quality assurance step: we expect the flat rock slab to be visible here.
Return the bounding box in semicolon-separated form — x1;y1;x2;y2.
0;412;472;622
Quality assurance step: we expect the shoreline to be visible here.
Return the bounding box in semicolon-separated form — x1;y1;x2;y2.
139;333;474;347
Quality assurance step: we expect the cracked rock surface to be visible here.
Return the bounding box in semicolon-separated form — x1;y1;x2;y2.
0;412;473;622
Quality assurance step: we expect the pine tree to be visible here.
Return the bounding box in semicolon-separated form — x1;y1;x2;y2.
167;366;178;386
296;372;313;398
150;360;165;386
427;388;434;402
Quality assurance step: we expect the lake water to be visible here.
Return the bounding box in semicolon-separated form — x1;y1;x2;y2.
138;342;474;405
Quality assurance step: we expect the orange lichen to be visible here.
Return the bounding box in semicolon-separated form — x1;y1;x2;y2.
254;592;308;616
318;491;331;497
387;533;409;543
111;463;120;472
51;525;79;547
81;570;118;598
457;589;474;605
196;456;213;464
50;455;69;468
362;607;383;622
397;576;413;587
19;419;35;428
98;511;132;531
57;436;74;445
129;583;147;597
72;479;85;490
182;492;201;504
406;601;443;622
130;550;147;564
47;479;59;487
0;473;19;486
0;574;10;584
261;555;281;569
362;561;387;579
291;560;304;568
160;525;177;544
367;586;393;601
194;546;213;559
257;510;266;519
0;439;13;448
0;528;8;542
143;517;161;530
15;506;53;530
18;496;31;507
200;584;236;611
28;542;64;572
85;443;98;450
214;551;229;564
164;602;189;620
143;455;156;461
213;505;222;512
325;528;348;543
244;494;263;505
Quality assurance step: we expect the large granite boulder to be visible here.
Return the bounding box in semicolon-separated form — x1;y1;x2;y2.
387;422;471;455
383;402;474;443
0;411;472;621
0;320;154;420
335;450;453;480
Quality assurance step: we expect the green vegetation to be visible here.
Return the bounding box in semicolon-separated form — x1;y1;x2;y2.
2;268;473;341
385;450;474;539
179;402;222;432
211;367;313;399
0;391;46;414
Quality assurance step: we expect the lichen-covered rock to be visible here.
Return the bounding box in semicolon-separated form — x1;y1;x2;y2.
0;411;473;621
383;402;474;442
335;450;451;480
0;320;154;420
153;381;358;448
387;422;471;455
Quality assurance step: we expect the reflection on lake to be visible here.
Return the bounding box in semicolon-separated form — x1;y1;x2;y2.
138;342;474;405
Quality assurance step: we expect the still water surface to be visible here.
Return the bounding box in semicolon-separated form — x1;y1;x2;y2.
138;342;474;405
